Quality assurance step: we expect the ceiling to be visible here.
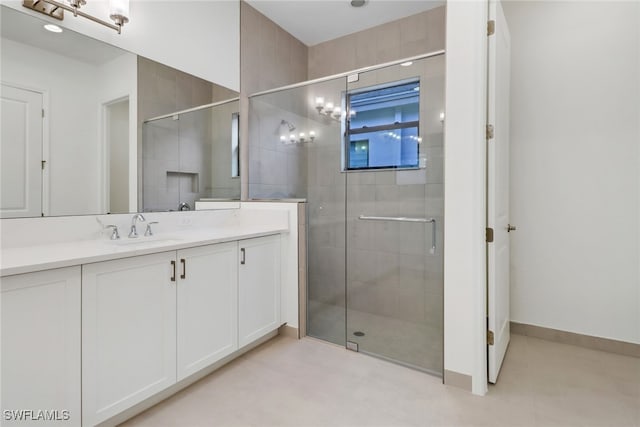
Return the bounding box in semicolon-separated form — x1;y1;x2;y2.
1;6;126;66
245;0;446;46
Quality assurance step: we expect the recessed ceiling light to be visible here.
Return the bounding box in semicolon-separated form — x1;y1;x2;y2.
350;0;367;7
44;24;63;33
400;61;413;67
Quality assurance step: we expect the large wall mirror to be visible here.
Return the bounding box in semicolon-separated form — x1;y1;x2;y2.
0;6;239;219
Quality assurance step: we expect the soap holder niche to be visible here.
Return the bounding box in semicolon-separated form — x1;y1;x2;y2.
167;171;199;193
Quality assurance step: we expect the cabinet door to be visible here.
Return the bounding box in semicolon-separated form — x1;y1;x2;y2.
82;252;176;427
177;242;238;381
238;235;281;348
1;267;81;427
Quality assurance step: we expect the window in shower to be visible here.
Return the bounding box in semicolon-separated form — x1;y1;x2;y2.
344;79;420;170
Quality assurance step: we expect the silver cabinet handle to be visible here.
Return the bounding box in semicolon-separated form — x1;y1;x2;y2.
240;248;245;265
358;215;436;254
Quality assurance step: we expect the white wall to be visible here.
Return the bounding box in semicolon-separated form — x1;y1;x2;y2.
3;0;240;92
2;38;137;216
2;38;100;216
443;0;488;395
504;1;640;344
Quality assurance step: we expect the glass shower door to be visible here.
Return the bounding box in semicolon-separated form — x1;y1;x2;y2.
345;55;445;374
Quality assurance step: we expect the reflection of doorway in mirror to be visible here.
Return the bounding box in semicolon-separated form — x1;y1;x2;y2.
0;83;44;218
103;97;130;214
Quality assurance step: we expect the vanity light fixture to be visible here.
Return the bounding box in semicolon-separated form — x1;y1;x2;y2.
315;97;349;121
23;0;130;34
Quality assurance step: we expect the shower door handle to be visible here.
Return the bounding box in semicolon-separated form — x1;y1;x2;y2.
358;215;436;254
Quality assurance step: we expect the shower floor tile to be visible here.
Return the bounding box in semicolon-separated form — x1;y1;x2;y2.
307;299;443;374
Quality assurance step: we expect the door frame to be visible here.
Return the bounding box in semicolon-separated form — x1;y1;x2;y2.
101;95;130;214
1;81;49;216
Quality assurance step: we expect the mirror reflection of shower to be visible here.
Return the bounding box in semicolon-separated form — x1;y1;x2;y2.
141;98;240;212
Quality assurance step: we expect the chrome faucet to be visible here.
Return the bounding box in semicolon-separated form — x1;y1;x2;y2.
128;213;146;238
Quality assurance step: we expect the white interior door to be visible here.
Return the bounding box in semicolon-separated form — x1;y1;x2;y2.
1;84;43;218
487;0;512;384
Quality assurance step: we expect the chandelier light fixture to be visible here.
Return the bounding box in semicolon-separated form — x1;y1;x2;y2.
23;0;130;34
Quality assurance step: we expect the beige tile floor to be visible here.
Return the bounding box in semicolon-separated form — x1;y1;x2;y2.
120;334;640;427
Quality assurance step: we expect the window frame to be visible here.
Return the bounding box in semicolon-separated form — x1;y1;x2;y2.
343;78;421;172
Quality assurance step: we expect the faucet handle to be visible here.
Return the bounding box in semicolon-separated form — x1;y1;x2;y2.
105;225;120;240
145;221;159;237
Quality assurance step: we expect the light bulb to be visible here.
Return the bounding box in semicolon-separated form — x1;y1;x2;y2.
109;0;130;25
44;24;63;33
325;102;334;111
309;131;316;137
315;97;324;107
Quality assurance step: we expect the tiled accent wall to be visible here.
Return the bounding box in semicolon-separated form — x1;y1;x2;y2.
307;6;446;79
239;1;309;199
240;2;308;95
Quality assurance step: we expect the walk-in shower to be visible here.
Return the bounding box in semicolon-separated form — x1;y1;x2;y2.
249;52;445;375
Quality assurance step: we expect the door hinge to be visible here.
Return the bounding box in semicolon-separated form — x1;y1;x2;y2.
486;124;494;140
487;329;495;345
41;160;46;170
488;20;495;36
42;109;45;118
486;227;494;243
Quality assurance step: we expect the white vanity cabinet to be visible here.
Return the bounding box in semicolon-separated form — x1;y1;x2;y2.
238;234;281;348
81;234;281;426
1;266;81;427
81;251;177;427
177;242;239;380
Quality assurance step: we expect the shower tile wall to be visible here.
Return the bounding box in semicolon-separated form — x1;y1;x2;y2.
240;1;309;199
240;2;308;95
307;6;445;80
247;97;308;199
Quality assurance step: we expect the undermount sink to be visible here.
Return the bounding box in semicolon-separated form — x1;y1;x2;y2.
107;236;181;246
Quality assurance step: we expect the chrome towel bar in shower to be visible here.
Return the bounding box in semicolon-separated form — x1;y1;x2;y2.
358;215;437;254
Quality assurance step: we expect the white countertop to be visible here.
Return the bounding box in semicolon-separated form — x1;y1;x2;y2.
1;224;287;277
